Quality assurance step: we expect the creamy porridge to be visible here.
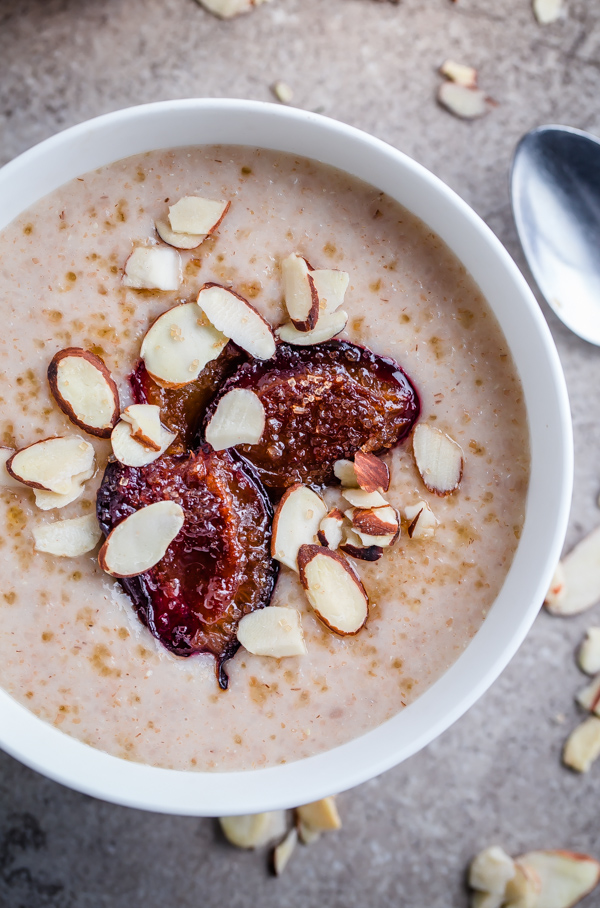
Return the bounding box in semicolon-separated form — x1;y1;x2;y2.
0;146;529;771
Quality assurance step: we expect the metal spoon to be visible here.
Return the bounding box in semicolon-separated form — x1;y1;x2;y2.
511;124;600;346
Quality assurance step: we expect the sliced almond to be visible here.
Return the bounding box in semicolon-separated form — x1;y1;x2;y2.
333;459;359;487
575;673;600;715
48;348;120;438
205;389;265;451
471;894;504;908
578;627;600;676
405;500;439;539
533;0;564;25
111;420;176;468
353;450;389;493
281;253;319;331
311;268;349;315
413;423;463;495
544;528;600;616
276;309;348;346
340;528;384;562
504;860;542;908
197;283;276;360
155;218;204;250
33;466;94;511
297;821;321;846
469;846;516;894
140;302;228;389
517;850;600;907
351;504;399;538
0;448;25;490
122;246;181;291
121;404;163;451
296;797;341;832
317;508;345;550
438;83;490;120
32;513;102;557
440;59;478;88
237;606;307;657
272;81;294;105
98;500;184;577
544;562;567;611
341;488;388;509
168;196;230;236
298;544;368;635
7;437;95;495
219;811;286;849
273;828;297;876
563;717;600;773
271;484;328;571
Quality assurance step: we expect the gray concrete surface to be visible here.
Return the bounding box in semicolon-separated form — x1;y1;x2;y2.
2;0;600;905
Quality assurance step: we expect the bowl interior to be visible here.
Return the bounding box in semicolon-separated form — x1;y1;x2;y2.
0;100;572;815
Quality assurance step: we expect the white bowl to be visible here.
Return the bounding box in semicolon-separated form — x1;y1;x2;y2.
0;99;572;816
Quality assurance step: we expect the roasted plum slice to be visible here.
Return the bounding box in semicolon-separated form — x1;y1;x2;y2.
202;341;420;494
96;447;277;688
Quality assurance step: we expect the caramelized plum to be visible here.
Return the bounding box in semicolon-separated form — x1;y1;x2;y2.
96;447;277;688
202;341;420;494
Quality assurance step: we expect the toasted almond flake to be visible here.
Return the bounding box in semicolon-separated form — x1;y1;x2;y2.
533;0;564;24
413;423;463;495
281;254;319;331
311;268;349;315
504;860;542;908
469;846;516;894
197;283;276;360
298;544;368;634
205;389;265;451
272;81;294;104
437;82;489;120
276;309;348;345
141;302;228;389
219;811;286;849
237;606;307;657
155;218;204;250
405;500;439;539
98;500;184;577
563;717;600;773
317;509;345;550
353;449;389;493
296;797;341;832
32;513;102;557
544;562;567;610
271;484;328;571
273;828;297;875
168;196;230;236
0;448;24;489
518;850;600;907
351;504;399;538
440;59;478;88
578;627;600;675
341;488;388;509
33;466;94;511
7;436;95;495
333;459;359;487
48;348;120;438
544;528;600;616
122;246;181;291
111;420;176;468
121;404;163;450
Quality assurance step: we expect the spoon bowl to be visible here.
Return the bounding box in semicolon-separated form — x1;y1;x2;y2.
512;124;600;346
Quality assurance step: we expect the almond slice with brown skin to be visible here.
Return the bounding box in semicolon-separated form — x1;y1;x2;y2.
298;544;369;634
271;484;328;571
122;246;181;291
353;449;390;493
413;423;463;495
7;437;95;494
155;219;204;250
333;458;359;487
517;850;600;907
578;628;600;676
437;83;490;120
98;500;184;578
219;811;286;849
544;528;600;616
48;348;120;438
469;846;516;895
273;828;297;876
0;448;25;489
405;500;439;539
341;488;388;509
311;268;349;316
120;404;163;451
281;253;320;331
440;59;478;89
205;388;265;451
197;283;276;360
141;302;228;389
168;197;230;235
317;508;345;550
32;513;102;557
351;504;399;538
237;606;307;657
296;797;341;832
111;420;176;467
276;309;348;346
340;528;383;561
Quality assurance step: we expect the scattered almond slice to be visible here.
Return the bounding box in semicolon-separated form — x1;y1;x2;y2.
504;860;542;908
237;606;307;657
340;528;383;562
544;562;567;610
121;404;163;451
563;717;600;773
469;846;516;894
122;246;181;291
341;488;388;509
276;309;348;346
297;821;321;845
197;0;272;19
351;504;399;539
311;269;349;315
48;348;120;438
219;811;286;849
155;218;204;250
518;850;600;907
205;389;265;451
111;420;176;468
413;423;463;495
273;828;297;876
296;797;341;832
333;458;359;487
168;196;230;236
317;508;345;550
544;527;600;616
140;302;228;389
197;283;276;360
271;484;328;571
281;253;319;331
405;500;439;539
0;448;25;489
98;500;185;577
471;893;504;908
272;81;294;105
7;436;95;495
575;673;600;715
440;59;478;89
533;0;564;25
353;449;389;493
33;466;94;511
438;82;490;120
578;628;600;676
32;513;102;557
298;544;369;634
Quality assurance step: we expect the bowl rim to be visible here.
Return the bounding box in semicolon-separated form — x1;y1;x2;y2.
0;98;573;816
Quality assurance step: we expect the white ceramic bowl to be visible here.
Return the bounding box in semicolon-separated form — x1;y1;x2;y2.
0;99;572;816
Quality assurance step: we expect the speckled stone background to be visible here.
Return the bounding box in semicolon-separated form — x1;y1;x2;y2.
1;1;600;905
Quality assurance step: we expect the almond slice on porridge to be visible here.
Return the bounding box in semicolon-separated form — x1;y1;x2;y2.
281;253;320;331
353;449;390;493
111;420;176;468
155;219;205;250
122;246;181;291
271;484;328;571
333;458;359;487
405;500;439;539
413;423;463;495
339;528;384;561
204;388;265;451
0;448;25;489
33;466;94;511
298;544;369;634
7;436;95;495
48;348;120;438
311;268;349;316
276;309;348;346
98;500;185;578
120;404;163;451
341;488;388;509
351;504;399;539
197;283;276;360
317;508;345;550
32;513;102;557
168;196;230;235
237;606;307;657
